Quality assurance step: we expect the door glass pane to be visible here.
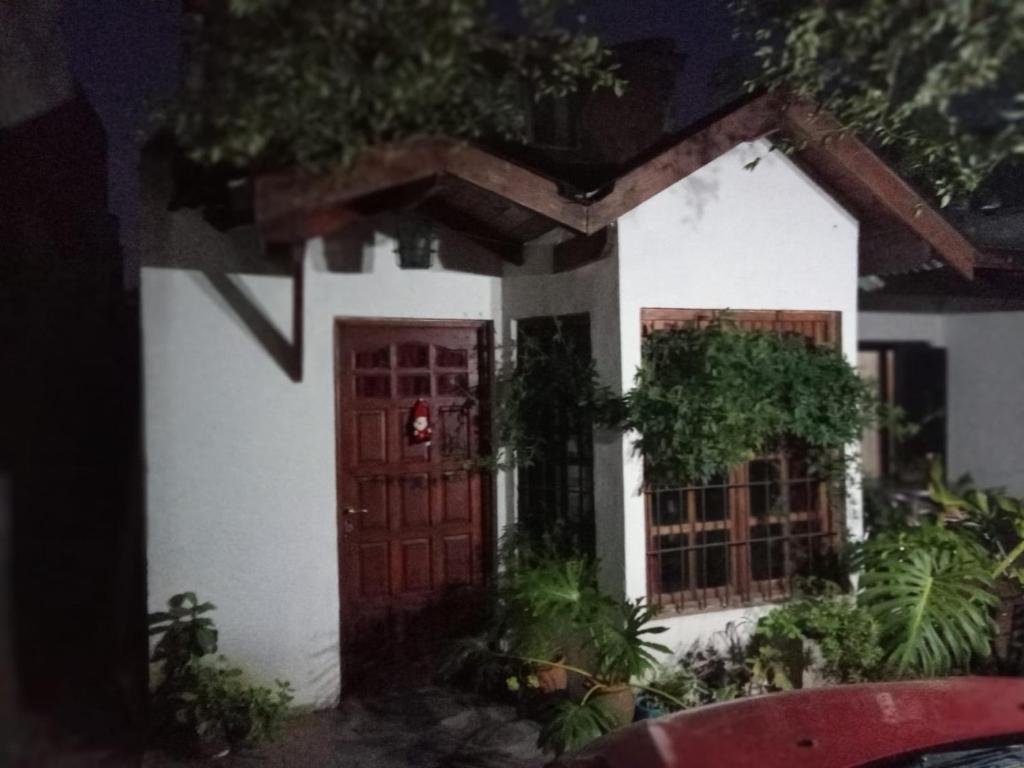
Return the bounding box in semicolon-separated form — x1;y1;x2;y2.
436;373;468;396
355;346;390;369
355;375;390;398
397;343;429;369
435;346;468;368
397;375;431;397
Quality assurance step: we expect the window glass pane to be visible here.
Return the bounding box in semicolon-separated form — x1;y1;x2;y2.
695;473;728;522
653;490;684;527
695;530;729;588
789;519;824;577
656;533;687;594
749;460;782;518
750;522;785;581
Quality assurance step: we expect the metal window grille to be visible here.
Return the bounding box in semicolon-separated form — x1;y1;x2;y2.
640;308;843;612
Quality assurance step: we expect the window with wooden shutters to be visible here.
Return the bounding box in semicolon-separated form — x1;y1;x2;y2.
641;309;843;613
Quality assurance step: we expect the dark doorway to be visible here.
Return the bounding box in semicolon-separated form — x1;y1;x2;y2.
859;342;947;485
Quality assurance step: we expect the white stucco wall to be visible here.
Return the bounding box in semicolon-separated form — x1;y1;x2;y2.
615;139;861;655
143;234;503;707
858;311;946;347
861;311;1024;494
145;138;866;699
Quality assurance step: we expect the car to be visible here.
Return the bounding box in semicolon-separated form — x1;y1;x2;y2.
553;677;1024;768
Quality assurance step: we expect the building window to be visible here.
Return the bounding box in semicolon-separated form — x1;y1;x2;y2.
641;309;843;612
516;314;596;557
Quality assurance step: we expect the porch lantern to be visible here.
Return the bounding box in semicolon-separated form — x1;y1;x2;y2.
394;213;437;269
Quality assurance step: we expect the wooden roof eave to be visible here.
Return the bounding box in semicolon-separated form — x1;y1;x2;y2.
777;102;975;279
253;96;976;279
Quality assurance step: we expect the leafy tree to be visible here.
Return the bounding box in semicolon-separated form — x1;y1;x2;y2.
734;0;1024;206
167;0;621;170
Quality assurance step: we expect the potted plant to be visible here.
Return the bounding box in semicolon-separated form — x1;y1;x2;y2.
534;599;674;754
500;555;603;693
583;600;670;727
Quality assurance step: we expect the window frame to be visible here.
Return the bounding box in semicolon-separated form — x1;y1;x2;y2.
640;308;844;614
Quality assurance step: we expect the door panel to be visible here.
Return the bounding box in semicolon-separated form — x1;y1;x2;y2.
335;320;490;693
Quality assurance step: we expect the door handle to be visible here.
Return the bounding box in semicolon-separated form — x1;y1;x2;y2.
343;507;369;516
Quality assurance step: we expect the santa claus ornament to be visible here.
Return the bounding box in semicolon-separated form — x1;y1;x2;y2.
409;398;432;445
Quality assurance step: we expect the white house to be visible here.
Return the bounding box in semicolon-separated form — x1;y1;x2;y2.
142;96;980;706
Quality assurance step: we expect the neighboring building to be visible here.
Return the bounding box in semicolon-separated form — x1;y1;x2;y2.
141;95;980;706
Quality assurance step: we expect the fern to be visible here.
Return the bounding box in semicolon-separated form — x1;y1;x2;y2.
859;546;997;677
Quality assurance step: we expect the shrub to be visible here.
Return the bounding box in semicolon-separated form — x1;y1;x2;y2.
149;593;293;754
754;593;884;684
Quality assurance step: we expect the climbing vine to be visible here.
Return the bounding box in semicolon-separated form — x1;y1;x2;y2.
624;318;880;486
490;322;621;471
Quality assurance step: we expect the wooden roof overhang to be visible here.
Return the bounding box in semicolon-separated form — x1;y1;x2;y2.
253;94;976;278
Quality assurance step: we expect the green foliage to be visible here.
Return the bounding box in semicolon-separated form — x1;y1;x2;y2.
754;593;884;684
149;593;293;753
624;318;877;485
734;0;1024;206
647;624;751;711
492;322;622;473
537;697;613;756
925;459;1024;582
501;553;604;662
858;527;998;677
587;600;670;685
149;592;218;681
166;0;622;171
448;542;670;754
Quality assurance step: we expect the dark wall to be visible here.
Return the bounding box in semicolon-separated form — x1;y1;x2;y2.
0;90;146;752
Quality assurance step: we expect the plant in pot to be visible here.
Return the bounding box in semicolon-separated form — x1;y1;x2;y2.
535;599;673;755
584;599;670;727
500;554;603;694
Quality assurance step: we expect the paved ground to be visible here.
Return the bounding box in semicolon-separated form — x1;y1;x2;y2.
143;687;546;768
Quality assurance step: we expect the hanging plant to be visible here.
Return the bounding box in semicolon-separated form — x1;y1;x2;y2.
624;318;880;486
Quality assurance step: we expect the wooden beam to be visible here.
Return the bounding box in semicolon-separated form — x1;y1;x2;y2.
780;103;976;278
261;204;361;244
251;95;977;284
254;139;452;230
585;94;781;232
975;249;1024;271
444;146;588;232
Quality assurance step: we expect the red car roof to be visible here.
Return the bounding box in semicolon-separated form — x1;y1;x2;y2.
555;678;1024;768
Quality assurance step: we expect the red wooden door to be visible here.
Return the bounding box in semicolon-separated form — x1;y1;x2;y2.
334;320;491;691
